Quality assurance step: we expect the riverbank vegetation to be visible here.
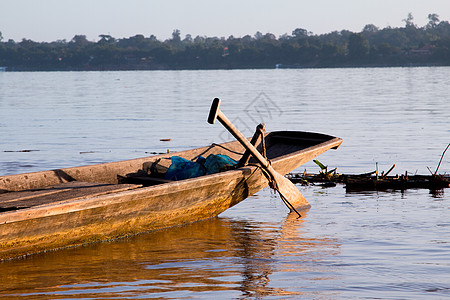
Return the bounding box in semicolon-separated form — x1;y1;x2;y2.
1;13;449;71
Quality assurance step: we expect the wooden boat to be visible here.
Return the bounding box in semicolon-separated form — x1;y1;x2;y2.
0;131;342;260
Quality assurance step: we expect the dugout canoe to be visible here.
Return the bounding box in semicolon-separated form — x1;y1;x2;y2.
0;131;342;260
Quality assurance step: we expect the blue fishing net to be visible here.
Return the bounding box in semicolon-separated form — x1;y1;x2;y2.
164;154;237;180
204;154;238;174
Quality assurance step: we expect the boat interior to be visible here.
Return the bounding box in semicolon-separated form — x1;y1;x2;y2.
0;131;338;213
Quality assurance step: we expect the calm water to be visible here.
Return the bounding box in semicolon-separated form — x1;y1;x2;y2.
0;68;449;299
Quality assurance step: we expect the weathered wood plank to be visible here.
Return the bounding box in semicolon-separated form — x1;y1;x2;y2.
0;182;141;210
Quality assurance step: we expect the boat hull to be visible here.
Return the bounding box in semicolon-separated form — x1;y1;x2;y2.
0;131;342;260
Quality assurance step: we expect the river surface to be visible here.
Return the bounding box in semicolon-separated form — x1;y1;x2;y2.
0;68;449;299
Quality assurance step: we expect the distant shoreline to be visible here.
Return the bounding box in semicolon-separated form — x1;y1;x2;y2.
2;19;449;72
2;62;448;72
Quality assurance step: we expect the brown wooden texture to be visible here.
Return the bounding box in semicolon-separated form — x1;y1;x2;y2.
0;131;342;260
237;123;265;167
0;182;140;210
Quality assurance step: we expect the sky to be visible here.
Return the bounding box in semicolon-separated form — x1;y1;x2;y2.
1;0;450;42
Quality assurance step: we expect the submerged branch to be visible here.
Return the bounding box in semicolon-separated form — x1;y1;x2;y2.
434;143;450;175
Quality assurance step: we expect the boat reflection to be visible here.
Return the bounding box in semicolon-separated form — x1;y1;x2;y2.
0;208;340;299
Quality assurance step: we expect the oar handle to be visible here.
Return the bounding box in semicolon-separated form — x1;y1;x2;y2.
216;110;271;171
207;98;221;124
208;97;272;172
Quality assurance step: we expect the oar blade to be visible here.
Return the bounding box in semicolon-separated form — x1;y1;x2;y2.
272;172;310;210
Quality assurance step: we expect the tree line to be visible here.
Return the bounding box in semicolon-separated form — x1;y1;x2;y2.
1;13;449;71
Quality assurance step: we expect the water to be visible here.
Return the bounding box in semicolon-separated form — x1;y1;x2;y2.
0;68;449;299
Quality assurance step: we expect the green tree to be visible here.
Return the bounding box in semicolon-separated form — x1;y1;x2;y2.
292;28;308;38
348;33;369;59
98;34;116;44
320;43;339;61
403;13;416;28
377;43;395;56
70;35;90;47
183;34;193;44
363;24;379;33
254;31;263;40
427;13;440;29
171;29;181;43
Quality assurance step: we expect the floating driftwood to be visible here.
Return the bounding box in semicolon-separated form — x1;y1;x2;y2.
287;144;450;191
3;150;40;153
287;171;450;191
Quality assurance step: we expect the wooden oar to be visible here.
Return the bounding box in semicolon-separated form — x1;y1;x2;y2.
207;98;308;216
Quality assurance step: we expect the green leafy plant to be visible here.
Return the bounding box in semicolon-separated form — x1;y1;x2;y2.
313;160;337;180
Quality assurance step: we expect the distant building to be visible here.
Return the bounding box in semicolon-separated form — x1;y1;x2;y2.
409;44;435;56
